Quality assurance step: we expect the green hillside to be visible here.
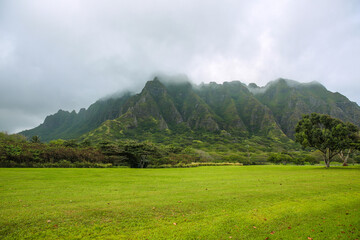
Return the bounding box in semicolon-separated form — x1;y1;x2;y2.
249;78;360;137
20;93;132;142
79;78;292;155
20;77;360;153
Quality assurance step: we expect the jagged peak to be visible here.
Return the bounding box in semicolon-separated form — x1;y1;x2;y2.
198;80;248;91
144;77;165;88
248;83;259;88
144;75;193;92
198;81;221;89
247;78;326;94
301;80;325;88
224;80;246;86
142;78;168;98
46;109;78;118
56;109;71;114
266;78;325;89
265;78;300;88
154;73;193;86
224;81;249;90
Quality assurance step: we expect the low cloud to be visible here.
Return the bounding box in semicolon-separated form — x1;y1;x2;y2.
0;0;359;133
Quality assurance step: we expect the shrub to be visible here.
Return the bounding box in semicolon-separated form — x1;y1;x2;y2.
303;155;320;165
267;153;293;165
292;157;305;165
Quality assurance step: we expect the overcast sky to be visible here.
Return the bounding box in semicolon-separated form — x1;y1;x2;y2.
1;0;360;133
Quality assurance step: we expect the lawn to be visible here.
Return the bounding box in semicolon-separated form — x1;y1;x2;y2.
0;166;359;239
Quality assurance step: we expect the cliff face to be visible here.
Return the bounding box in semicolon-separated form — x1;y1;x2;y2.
249;78;360;137
21;77;360;143
20;94;131;142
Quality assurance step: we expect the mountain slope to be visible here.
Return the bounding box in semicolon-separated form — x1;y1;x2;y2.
80;78;286;143
249;78;360;137
20;93;131;141
80;78;221;142
195;81;285;138
21;76;360;145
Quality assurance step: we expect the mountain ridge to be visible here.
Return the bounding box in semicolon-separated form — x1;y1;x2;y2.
20;77;360;144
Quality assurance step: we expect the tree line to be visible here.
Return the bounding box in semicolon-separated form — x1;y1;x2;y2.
0;133;199;168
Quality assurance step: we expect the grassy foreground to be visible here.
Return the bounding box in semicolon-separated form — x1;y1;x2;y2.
0;166;359;239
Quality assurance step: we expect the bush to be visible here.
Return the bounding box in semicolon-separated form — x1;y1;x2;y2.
353;155;360;164
0;133;108;168
292;157;305;165
267;153;293;164
303;155;320;165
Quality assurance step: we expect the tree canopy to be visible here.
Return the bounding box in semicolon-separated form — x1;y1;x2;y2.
295;113;359;167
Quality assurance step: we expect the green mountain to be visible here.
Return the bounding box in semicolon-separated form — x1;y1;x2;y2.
20;77;360;148
20;93;132;142
248;78;360;137
196;81;284;137
79;78;287;143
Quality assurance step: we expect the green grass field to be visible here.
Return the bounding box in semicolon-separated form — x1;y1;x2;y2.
1;166;359;239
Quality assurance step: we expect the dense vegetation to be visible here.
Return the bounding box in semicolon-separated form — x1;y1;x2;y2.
1;132;246;168
1;130;359;168
1;166;359;239
0;133;107;168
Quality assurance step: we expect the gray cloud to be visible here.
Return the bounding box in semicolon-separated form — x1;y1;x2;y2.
0;0;359;133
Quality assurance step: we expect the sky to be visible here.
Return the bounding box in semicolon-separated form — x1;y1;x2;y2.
0;0;360;133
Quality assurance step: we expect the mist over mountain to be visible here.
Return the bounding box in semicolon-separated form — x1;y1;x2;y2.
20;76;360;145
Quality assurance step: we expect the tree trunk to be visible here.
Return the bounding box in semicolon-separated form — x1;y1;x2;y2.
323;148;330;168
323;156;330;168
323;156;330;167
339;149;351;166
140;155;147;168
